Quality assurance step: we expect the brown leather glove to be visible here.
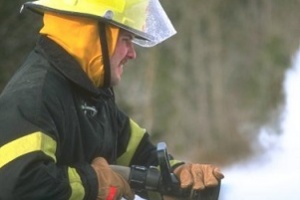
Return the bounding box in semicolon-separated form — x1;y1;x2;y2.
91;157;134;200
173;163;224;190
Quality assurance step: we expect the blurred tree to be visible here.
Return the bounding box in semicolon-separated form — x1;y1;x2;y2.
0;0;42;90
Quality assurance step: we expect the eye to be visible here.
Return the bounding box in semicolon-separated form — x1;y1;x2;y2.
121;36;134;47
122;36;130;42
122;35;133;42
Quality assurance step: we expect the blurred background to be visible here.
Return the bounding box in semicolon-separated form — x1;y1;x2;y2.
1;0;300;170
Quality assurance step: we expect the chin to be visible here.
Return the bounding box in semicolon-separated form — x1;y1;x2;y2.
111;79;121;86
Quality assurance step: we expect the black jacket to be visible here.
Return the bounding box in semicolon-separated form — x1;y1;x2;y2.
0;36;160;200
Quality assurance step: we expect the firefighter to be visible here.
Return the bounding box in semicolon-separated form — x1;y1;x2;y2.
0;0;224;199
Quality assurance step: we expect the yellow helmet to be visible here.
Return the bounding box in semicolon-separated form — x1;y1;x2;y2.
21;0;176;47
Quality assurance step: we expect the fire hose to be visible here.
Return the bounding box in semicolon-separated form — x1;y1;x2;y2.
111;142;221;200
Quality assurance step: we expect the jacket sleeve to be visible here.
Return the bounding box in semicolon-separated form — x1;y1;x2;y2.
116;114;158;167
0;77;97;200
115;110;183;168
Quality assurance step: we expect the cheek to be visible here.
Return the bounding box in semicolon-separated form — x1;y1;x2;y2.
114;44;128;58
110;42;129;67
111;51;121;64
117;49;127;59
110;51;120;66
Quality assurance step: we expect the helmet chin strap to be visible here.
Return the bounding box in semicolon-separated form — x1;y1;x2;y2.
98;22;111;88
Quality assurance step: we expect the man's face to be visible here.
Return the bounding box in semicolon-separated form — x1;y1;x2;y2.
110;30;137;86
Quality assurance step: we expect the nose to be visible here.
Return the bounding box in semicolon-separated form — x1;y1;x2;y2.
127;43;137;60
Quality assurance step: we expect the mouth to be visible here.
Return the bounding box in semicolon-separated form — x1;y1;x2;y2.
120;59;127;66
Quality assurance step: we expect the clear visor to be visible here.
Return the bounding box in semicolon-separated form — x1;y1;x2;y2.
132;0;176;47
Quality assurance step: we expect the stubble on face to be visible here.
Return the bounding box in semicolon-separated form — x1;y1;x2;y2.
109;30;136;86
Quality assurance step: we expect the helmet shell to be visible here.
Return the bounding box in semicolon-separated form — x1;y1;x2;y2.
22;0;176;47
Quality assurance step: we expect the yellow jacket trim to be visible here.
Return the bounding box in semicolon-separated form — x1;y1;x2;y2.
169;159;184;168
68;167;85;200
0;131;57;168
116;119;145;166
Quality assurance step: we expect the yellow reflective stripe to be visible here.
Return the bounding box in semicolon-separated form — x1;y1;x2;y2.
0;131;57;168
68;167;85;200
116;119;145;166
169;159;184;168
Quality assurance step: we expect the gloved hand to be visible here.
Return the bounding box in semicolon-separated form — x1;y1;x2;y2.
91;157;134;200
173;163;224;191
